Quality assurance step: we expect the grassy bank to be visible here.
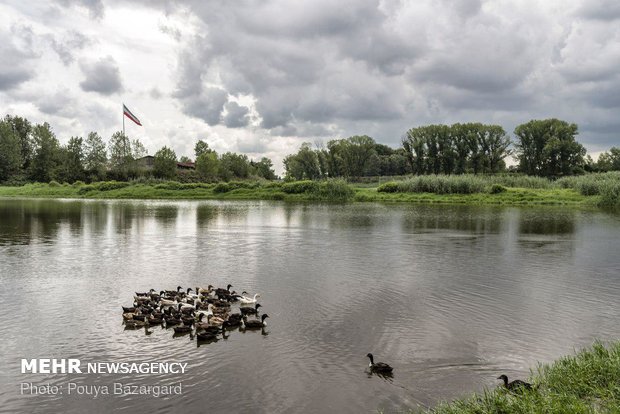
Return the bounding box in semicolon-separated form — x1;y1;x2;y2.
0;174;618;208
426;341;620;413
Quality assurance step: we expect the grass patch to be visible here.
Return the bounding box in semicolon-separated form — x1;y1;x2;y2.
0;176;612;208
427;341;620;414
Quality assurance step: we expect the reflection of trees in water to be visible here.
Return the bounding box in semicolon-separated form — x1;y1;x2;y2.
0;199;107;245
111;203;180;233
517;210;576;235
111;202;139;234
196;204;219;227
401;205;503;234
218;204;250;224
152;205;179;222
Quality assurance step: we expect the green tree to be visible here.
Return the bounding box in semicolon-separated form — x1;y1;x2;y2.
451;123;472;174
251;157;277;180
600;147;620;171
403;127;427;174
479;125;512;173
179;155;192;164
195;152;219;180
153;146;177;179
108;131;133;180
84;132;107;181
194;140;213;158
0;119;22;182
514;119;585;177
29;123;61;182
339;135;377;177
325;140;345;177
219;152;250;180
132;139;148;159
58;136;86;183
4;115;32;173
283;143;320;180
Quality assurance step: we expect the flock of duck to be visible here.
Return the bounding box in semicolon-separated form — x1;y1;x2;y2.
123;284;532;390
121;284;268;342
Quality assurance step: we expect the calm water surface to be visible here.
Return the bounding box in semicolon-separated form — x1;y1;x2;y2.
0;199;619;413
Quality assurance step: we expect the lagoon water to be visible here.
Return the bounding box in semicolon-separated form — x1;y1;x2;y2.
0;199;619;413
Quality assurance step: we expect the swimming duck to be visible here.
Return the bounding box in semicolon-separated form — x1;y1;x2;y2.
125;319;147;328
225;313;241;325
164;316;182;326
239;293;260;305
198;285;213;295
241;314;269;329
195;314;219;332
196;331;219;341
215;284;233;296
240;303;262;316
497;375;532;391
173;320;194;334
366;353;393;373
207;314;226;326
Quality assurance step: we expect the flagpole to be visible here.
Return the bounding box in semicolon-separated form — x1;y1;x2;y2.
122;103;125;136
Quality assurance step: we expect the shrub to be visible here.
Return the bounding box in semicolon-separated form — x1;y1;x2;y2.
48;180;61;187
265;182;283;189
269;192;285;200
154;181;184;190
377;182;399;193
72;180;85;187
396;175;486;194
313;179;354;201
598;182;620;208
489;184;507;194
213;183;231;193
282;180;319;194
78;185;96;194
227;181;260;190
94;181;131;191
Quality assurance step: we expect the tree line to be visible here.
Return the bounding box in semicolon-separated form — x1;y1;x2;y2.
0;115;276;184
284;119;620;180
2;115;619;185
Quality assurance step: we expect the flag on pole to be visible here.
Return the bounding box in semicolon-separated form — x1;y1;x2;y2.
123;104;142;126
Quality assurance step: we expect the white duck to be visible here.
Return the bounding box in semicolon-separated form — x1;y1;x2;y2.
239;293;261;305
180;299;201;309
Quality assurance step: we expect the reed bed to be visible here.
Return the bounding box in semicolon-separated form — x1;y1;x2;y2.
377;172;620;207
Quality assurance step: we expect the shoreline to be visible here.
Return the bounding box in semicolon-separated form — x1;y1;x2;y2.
424;341;620;413
0;181;601;208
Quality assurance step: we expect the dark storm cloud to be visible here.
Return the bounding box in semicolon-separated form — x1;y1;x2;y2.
172;0;418;130
0;25;38;91
176;86;228;126
79;57;123;95
223;102;250;128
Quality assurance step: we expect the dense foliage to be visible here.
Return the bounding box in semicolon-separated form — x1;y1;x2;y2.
514;119;586;177
1;114;618;187
0;115;276;184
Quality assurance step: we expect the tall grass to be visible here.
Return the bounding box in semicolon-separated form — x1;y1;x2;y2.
429;341;620;413
378;172;620;199
379;175;488;194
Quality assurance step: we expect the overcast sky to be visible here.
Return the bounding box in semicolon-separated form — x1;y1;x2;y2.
1;0;619;172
